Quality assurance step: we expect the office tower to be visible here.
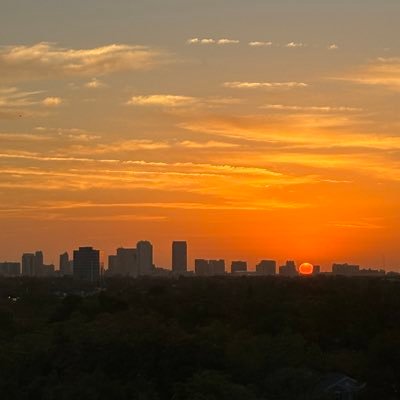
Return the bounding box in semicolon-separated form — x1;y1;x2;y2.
22;253;35;276
73;247;100;282
231;261;247;273
195;259;210;276
210;259;225;275
279;260;298;277
108;255;118;274
0;262;20;276
137;241;153;276
60;252;72;276
256;260;276;276
195;259;225;276
117;248;138;277
172;241;187;274
34;251;44;277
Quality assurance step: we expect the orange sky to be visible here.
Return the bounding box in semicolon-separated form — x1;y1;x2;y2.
1;1;400;270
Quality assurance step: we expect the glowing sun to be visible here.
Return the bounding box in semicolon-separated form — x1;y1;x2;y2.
299;262;314;275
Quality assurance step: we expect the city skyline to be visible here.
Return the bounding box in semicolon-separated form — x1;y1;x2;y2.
0;239;392;276
1;1;400;268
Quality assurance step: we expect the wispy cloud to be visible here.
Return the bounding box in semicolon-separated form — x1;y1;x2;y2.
179;113;398;152
32;127;101;142
0;42;163;82
42;97;63;107
248;41;273;47
0;87;43;107
217;38;240;45
0;133;51;142
179;140;240;149
127;94;197;107
126;94;242;109
286;42;307;48
85;78;106;89
187;38;239;45
328;44;339;50
224;81;308;89
262;104;362;112
344;57;400;89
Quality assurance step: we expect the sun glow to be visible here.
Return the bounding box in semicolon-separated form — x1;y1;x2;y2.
299;262;314;275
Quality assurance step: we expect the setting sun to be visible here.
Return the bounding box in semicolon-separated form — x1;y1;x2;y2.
299;263;314;276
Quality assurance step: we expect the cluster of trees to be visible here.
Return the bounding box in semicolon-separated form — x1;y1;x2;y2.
0;276;400;399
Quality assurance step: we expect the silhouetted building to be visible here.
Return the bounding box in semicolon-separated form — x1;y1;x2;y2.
0;262;20;276
195;259;225;276
279;260;298;277
332;263;360;276
256;260;276;276
113;248;138;277
359;268;385;277
59;252;73;276
210;259;225;275
137;241;153;275
108;255;118;274
231;261;247;273
42;264;55;277
195;259;210;276
73;247;100;282
313;265;321;275
34;251;44;277
172;241;187;274
22;253;35;276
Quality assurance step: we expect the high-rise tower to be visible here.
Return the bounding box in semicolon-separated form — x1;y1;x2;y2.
172;241;187;274
73;247;100;281
137;241;153;275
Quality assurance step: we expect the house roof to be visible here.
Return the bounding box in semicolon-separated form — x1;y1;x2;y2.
318;373;366;393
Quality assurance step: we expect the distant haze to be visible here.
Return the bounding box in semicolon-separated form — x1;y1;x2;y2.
0;0;399;270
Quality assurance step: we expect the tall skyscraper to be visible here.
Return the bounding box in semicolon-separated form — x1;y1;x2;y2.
59;252;72;276
117;248;138;277
34;251;44;276
108;255;118;274
137;241;153;276
22;253;35;276
172;241;187;274
73;247;100;282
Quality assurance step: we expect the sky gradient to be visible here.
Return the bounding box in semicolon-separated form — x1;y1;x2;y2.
1;0;400;270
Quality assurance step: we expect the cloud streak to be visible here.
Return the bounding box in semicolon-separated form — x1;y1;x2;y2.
187;38;239;45
42;97;63;107
286;42;306;48
262;104;362;112
224;81;308;89
350;57;400;89
127;94;197;107
248;41;273;47
0;42;163;82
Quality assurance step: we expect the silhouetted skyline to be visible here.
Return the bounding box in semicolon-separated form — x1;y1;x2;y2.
1;1;400;270
0;239;391;281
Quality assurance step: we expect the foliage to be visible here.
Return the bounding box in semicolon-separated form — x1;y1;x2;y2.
0;276;399;399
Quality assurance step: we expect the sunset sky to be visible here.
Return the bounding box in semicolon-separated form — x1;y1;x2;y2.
1;0;400;270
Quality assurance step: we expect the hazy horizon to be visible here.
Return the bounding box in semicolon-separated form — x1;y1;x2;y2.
1;0;400;269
